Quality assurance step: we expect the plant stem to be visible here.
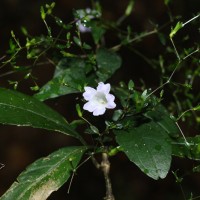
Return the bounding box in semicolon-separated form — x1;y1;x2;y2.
92;153;115;200
101;153;115;200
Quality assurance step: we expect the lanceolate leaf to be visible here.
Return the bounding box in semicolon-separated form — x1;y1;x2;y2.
0;88;79;138
0;146;87;200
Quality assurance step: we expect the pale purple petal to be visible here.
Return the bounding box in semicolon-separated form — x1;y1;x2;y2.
83;101;96;112
83;86;96;101
77;21;91;33
106;101;116;109
97;82;110;94
106;94;115;102
93;106;106;116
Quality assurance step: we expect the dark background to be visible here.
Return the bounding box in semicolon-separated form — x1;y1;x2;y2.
0;0;200;199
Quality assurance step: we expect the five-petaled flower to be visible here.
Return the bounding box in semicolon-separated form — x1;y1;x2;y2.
83;82;116;116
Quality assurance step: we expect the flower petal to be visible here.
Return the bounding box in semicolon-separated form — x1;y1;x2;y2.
106;94;115;102
106;101;116;109
97;82;110;94
83;101;97;112
93;106;106;116
83;86;96;101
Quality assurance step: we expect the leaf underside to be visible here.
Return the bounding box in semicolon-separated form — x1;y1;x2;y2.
0;146;87;200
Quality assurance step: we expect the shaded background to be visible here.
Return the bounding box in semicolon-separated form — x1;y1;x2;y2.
0;0;200;199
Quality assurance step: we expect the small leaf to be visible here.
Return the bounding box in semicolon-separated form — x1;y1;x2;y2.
171;136;200;160
96;48;122;81
76;104;83;117
0;88;80;138
193;105;200;111
40;6;46;20
164;0;171;5
170;22;183;38
125;0;135;16
128;80;134;91
0;146;87;200
73;36;82;47
91;22;106;44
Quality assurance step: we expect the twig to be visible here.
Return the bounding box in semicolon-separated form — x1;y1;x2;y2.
92;153;115;200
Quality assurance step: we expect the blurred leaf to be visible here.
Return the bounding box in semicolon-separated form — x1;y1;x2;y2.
171;136;200;160
164;0;172;5
40;6;46;20
125;0;135;16
128;80;134;91
96;48;122;81
35;58;93;101
170;22;183;38
0;88;79;138
91;22;106;44
115;121;172;180
73;36;82;47
0;146;86;200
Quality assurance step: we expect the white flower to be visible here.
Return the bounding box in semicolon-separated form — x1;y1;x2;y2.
75;8;101;33
83;82;116;116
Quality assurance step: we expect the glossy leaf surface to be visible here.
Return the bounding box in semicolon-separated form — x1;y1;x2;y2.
0;88;79;138
96;48;122;82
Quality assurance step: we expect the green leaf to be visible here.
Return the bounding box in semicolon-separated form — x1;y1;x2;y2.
34;58;93;101
114;104;179;179
125;0;135;16
170;21;183;38
115;122;172;180
0;146;87;200
164;0;171;5
145;104;179;138
0;88;79;138
171;136;200;160
96;48;122;82
90;22;106;44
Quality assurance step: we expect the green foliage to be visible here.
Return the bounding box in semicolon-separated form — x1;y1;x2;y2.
114;105;178;179
170;22;183;38
34;58;90;101
0;146;86;200
0;0;200;199
96;48;122;82
0;88;79;138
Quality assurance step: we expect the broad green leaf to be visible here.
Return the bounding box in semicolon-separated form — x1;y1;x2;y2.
35;58;93;101
171;136;200;160
96;48;122;81
114;104;179;179
0;146;87;200
0;88;79;138
115;122;171;180
145;105;179;138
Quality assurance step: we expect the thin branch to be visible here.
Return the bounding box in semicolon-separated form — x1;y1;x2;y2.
101;153;115;200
